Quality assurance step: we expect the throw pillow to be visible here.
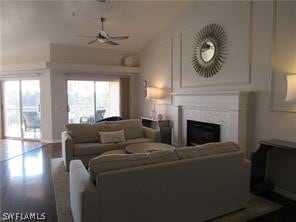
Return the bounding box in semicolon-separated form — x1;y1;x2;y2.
95;123;123;142
99;129;126;144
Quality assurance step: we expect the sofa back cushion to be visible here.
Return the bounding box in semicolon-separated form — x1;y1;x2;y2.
149;150;179;163
88;153;152;181
95;123;123;132
107;119;144;140
65;123;99;143
176;142;239;160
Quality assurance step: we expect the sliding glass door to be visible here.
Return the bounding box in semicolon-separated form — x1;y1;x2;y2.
21;80;41;139
2;80;41;140
3;81;21;137
68;80;120;123
67;81;95;124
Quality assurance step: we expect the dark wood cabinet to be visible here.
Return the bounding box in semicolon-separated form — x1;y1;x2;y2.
141;117;172;144
251;139;296;194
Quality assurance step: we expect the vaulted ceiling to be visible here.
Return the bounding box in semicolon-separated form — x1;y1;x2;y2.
0;1;190;54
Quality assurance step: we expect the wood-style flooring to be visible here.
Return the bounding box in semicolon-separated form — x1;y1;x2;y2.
0;140;47;162
0;140;60;221
0;139;295;222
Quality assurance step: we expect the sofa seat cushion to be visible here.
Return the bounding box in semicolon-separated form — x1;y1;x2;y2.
65;123;100;143
106;119;144;140
116;137;153;149
101;149;127;155
176;142;239;159
88;153;152;181
74;143;118;156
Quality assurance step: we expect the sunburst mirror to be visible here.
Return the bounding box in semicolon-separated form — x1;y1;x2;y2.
192;24;227;78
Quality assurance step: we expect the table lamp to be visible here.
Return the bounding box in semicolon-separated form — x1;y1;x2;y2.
286;74;296;102
146;87;164;119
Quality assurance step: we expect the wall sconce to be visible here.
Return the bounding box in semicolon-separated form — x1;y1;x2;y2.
286;74;296;102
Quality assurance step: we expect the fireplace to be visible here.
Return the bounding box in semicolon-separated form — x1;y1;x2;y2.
187;120;220;146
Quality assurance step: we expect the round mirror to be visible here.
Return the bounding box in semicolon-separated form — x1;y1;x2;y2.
200;41;215;62
192;24;227;78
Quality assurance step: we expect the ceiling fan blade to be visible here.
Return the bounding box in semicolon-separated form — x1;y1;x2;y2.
109;36;129;41
77;35;98;38
88;39;98;45
105;40;119;45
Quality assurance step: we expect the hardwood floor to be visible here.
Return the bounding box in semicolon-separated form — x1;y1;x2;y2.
0;139;295;222
0;140;60;221
0;139;47;162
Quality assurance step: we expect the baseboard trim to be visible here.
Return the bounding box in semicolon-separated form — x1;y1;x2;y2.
41;139;61;144
273;186;296;201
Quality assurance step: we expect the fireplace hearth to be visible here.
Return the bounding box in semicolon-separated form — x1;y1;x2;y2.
187;120;220;146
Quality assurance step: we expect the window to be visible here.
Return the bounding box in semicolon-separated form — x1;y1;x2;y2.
67;80;120;123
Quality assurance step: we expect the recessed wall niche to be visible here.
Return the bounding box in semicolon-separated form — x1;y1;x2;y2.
271;1;296;112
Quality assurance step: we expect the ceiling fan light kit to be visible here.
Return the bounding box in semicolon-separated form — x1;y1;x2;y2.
78;17;129;46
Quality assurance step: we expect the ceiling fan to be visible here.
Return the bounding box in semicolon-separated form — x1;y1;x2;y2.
78;17;129;45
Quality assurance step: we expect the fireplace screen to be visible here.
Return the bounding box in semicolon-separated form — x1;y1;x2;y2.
187;120;220;146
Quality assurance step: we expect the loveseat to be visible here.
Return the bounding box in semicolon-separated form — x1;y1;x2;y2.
62;119;160;170
69;142;250;222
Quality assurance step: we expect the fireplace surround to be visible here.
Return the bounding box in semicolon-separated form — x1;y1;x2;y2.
169;91;249;151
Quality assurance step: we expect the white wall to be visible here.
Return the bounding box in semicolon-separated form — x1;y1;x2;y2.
50;43;139;66
0;83;2;138
0;44;50;65
139;1;296;198
40;70;54;142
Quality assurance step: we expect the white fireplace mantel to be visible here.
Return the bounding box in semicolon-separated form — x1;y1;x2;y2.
170;91;249;152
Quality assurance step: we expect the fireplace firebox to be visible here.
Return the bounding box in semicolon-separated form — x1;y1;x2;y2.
187;120;220;146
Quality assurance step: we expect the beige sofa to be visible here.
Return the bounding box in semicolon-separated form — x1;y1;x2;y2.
69;142;250;222
62;119;160;170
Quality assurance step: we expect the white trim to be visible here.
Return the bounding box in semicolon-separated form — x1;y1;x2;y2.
0;63;48;76
0;62;141;77
171;90;250;96
47;62;141;75
0;73;41;80
0;62;47;72
65;73;123;81
172;91;249;111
